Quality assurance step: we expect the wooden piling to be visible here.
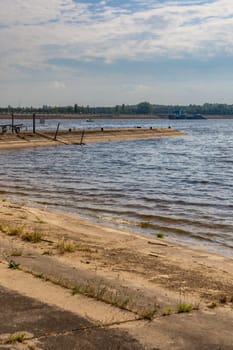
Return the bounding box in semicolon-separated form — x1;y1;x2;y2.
80;129;85;145
11;113;14;133
54;123;60;140
33;113;36;133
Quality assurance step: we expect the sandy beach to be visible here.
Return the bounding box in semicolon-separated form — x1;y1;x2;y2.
0;197;233;349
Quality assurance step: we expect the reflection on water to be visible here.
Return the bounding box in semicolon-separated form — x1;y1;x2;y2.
0;119;233;256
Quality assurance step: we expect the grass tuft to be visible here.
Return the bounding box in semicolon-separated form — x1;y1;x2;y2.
8;260;20;269
35;219;45;224
42;250;52;256
20;231;43;243
177;303;193;313
207;301;218;309
8;225;24;236
156;232;165;239
56;239;77;254
162;306;173;316
141;304;158;320
71;283;130;311
71;286;81;295
6;333;26;344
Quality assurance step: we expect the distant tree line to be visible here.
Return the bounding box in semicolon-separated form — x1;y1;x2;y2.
1;102;233;116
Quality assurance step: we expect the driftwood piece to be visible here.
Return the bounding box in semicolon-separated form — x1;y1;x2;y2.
147;240;169;247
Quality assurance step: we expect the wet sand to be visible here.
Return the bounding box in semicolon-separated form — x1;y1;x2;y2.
0;199;233;349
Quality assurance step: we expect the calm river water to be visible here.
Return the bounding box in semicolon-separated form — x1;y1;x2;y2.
0;118;232;256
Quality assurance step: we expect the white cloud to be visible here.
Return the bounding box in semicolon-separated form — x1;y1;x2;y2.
0;0;232;65
50;81;66;89
0;0;233;105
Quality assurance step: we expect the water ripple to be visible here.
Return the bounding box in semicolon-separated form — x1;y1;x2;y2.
0;118;233;256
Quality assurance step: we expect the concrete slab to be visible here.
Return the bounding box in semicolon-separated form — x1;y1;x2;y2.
0;286;143;350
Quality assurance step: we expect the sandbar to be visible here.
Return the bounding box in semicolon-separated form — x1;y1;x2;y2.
0;127;186;150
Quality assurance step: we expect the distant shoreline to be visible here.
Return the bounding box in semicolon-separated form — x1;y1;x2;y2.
0;113;233;120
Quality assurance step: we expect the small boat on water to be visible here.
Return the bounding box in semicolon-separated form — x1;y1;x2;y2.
168;110;206;120
86;119;94;122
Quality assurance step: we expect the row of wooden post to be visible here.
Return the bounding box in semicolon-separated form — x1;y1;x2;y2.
11;113;36;133
10;113;85;145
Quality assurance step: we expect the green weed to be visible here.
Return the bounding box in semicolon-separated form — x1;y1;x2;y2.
162;306;173;316
6;332;26;344
177;303;193;313
141;304;158;320
156;232;165;239
8;260;20;269
71;286;81;295
207;301;218;309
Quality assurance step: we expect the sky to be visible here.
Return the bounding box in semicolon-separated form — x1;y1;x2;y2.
0;0;233;107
